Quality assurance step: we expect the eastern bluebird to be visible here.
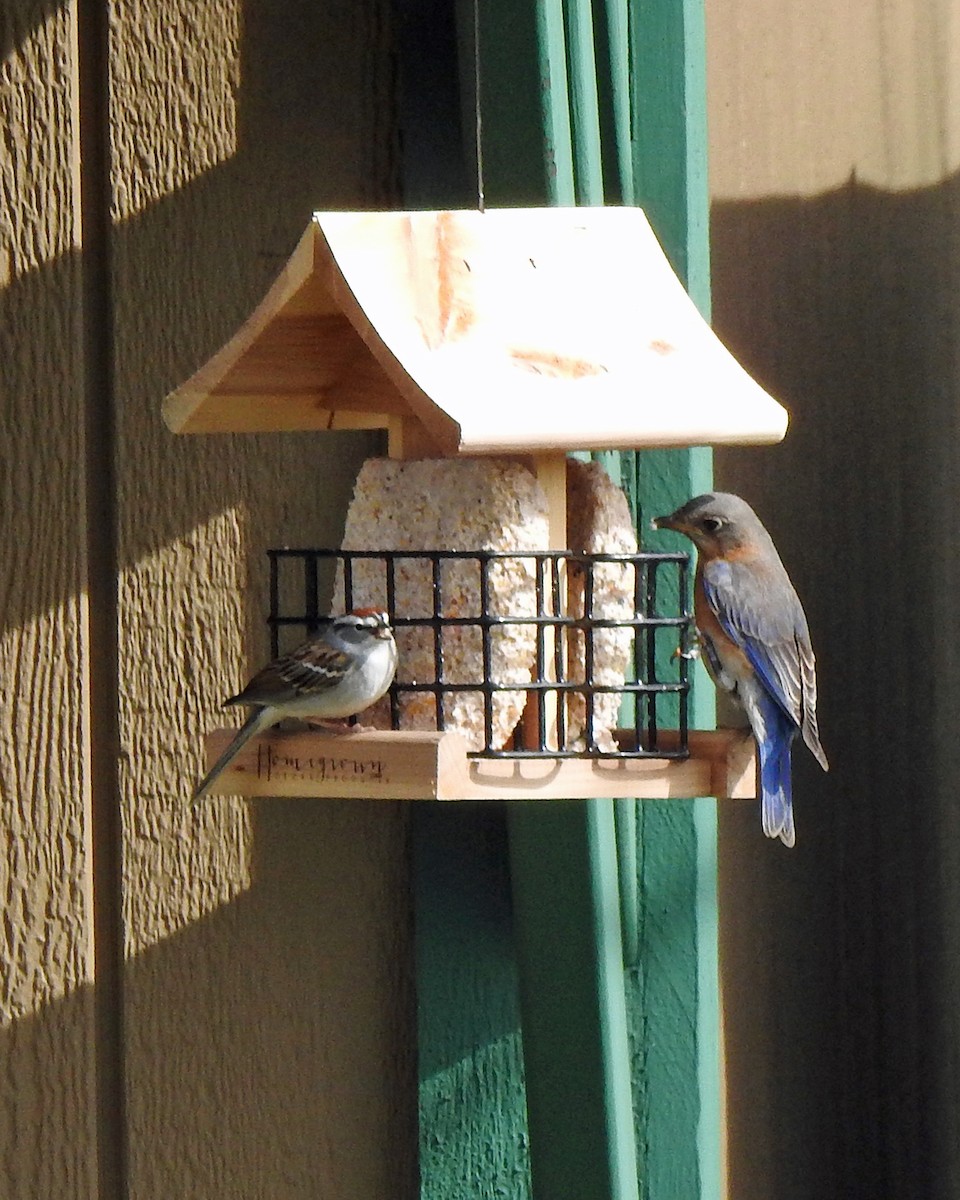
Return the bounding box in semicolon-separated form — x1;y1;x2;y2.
653;492;828;847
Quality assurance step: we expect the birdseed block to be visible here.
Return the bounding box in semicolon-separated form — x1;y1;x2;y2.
565;459;637;750
334;457;549;749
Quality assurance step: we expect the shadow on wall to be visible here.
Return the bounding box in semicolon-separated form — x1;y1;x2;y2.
0;797;417;1199
711;174;960;1200
2;0;403;617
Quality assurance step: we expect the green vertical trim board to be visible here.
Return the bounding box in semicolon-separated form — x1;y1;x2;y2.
630;0;720;1196
509;802;641;1200
414;805;531;1199
563;0;605;203
630;0;711;306
633;456;718;1200
602;0;634;203
406;1;722;1197
535;0;575;203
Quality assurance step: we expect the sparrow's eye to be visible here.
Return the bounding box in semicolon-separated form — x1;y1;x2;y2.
701;516;724;533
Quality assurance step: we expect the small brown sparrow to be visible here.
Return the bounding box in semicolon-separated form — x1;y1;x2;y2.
192;608;397;800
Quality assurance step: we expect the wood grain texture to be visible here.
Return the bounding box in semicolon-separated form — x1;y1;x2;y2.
164;206;789;448
708;0;960;1196
108;1;415;1196
0;4;97;1197
199;727;757;801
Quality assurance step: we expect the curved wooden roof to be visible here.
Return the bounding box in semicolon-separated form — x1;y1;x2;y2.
163;207;788;454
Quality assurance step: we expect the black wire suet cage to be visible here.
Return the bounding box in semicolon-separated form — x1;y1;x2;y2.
268;548;693;760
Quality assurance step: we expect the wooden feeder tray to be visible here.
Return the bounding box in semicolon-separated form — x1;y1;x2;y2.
200;727;755;801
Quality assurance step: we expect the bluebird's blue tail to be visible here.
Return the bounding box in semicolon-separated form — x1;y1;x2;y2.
756;699;798;848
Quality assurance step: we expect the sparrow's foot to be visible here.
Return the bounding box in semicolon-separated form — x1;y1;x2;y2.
305;717;354;733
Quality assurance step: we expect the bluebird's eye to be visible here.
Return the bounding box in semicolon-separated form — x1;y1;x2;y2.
701;516;724;533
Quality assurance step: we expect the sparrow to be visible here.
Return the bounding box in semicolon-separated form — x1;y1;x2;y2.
654;493;827;846
192;608;397;800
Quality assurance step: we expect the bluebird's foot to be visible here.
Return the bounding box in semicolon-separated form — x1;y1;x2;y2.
673;635;701;662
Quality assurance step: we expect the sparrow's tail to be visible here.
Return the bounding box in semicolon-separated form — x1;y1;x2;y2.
757;700;798;848
192;705;276;802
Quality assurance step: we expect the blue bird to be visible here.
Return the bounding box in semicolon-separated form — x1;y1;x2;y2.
654;493;828;847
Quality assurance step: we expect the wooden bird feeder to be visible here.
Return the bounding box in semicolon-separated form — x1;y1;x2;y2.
166;206;785;801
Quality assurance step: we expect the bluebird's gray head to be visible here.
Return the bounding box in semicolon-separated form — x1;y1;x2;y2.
652;492;776;561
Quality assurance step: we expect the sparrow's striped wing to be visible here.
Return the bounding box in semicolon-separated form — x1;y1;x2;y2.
227;638;351;707
702;558;827;769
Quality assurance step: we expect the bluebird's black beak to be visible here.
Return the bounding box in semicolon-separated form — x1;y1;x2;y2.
652;511;680;532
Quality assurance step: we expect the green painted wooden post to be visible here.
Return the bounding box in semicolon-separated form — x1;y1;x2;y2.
494;5;642;1197
508;803;641;1200
629;1;721;1197
564;0;605;204
535;0;575;203
404;1;720;1196
414;804;532;1197
600;0;634;205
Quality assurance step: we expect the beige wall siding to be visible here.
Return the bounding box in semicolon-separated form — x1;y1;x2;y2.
0;4;97;1198
108;2;416;1196
709;0;960;1195
710;0;960;199
2;2;416;1196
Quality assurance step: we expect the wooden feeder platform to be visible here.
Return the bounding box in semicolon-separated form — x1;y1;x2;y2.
198;727;756;801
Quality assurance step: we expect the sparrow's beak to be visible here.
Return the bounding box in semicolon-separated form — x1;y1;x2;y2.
374;624;394;640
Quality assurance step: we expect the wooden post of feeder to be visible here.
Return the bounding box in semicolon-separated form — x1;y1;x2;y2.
534;453;568;554
522;453;568;751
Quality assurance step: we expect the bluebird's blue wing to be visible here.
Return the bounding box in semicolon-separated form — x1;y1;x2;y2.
701;558;826;770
